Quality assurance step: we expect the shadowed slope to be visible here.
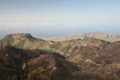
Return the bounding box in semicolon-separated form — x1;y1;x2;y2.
0;46;75;80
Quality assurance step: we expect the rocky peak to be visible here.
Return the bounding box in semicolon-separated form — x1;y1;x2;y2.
4;33;35;40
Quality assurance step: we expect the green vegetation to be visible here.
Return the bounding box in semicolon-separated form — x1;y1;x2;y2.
29;67;47;80
1;33;120;80
0;34;109;56
30;67;44;74
41;36;120;43
41;37;70;42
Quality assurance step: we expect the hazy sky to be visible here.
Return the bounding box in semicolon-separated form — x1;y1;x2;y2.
0;0;120;38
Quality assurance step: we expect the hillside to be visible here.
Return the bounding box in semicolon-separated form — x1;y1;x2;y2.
41;37;70;42
95;41;120;64
0;33;110;56
1;43;120;80
0;46;76;80
67;32;120;42
67;41;120;80
0;33;51;50
1;33;120;80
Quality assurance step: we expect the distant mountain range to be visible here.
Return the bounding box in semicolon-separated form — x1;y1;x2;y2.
67;32;120;39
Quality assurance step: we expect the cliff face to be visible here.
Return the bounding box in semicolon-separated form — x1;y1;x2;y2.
3;33;40;41
67;32;120;39
0;33;45;49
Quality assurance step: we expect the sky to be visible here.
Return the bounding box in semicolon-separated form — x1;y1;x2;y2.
0;0;120;39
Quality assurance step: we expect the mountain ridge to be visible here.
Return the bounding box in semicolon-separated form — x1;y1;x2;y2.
0;46;75;80
67;32;120;39
1;33;120;80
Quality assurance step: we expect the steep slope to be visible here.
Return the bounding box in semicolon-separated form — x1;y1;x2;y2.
0;46;43;80
67;41;120;80
0;33;51;50
1;46;120;80
95;41;120;64
0;46;76;80
67;38;110;67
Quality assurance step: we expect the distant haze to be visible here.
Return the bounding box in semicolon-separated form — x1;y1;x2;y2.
0;0;120;39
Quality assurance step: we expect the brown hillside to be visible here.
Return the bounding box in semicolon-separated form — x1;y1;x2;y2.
0;46;75;80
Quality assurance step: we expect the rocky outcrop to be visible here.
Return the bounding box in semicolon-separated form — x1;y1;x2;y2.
0;33;45;49
3;33;44;41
